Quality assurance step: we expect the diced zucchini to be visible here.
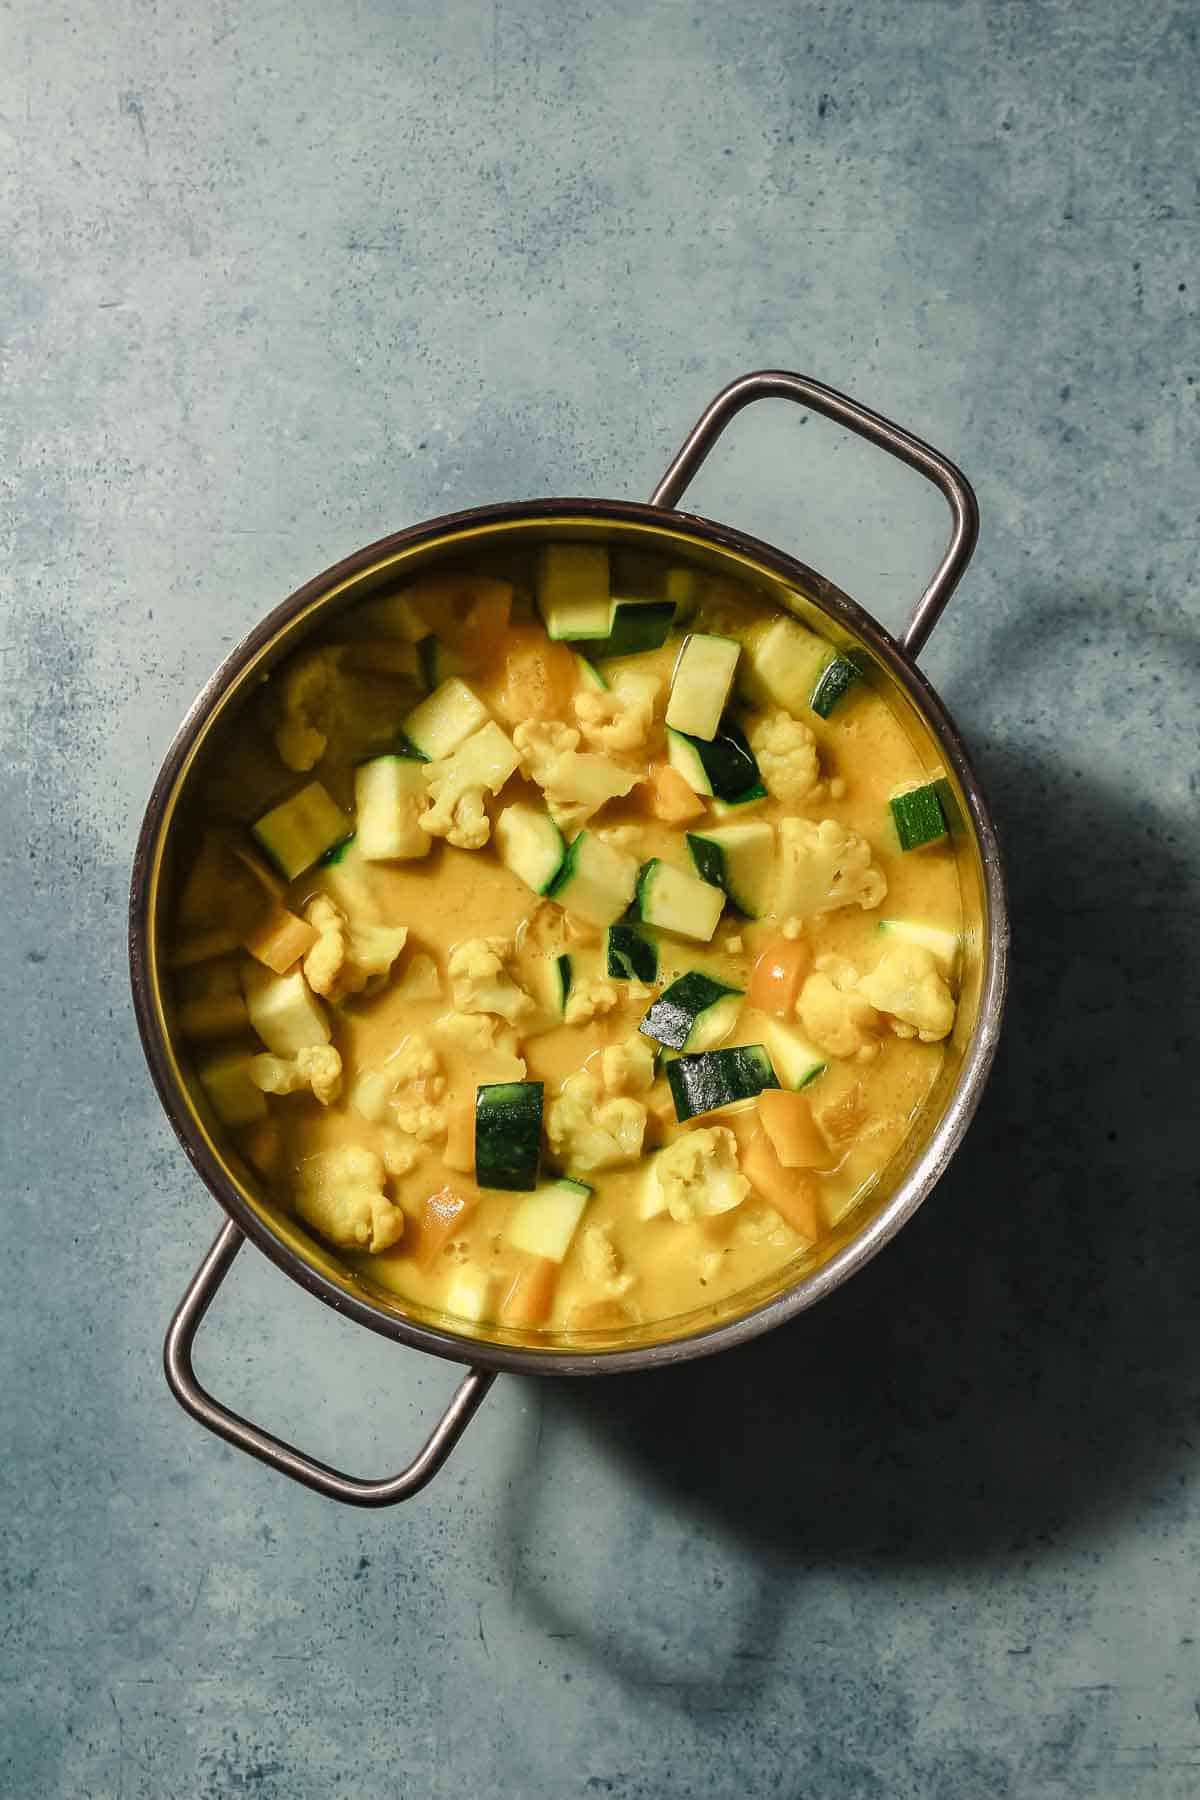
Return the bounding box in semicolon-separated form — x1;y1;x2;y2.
639;972;743;1053
402;677;489;761
196;1049;268;1127
545;832;640;928
710;785;768;816
666;720;764;805
354;755;432;861
535;544;611;641
634;858;725;942
666;1044;779;1122
241;963;330;1056
345;586;429;642
686;820;775;919
573;653;609;692
349;1068;392;1123
638;1153;668;1219
665;633;741;741
600;598;675;659
810;655;862;718
495;802;566;896
665;566;702;619
417;634;471;692
506;1177;592;1262
877;918;959;972
474;1080;544;1191
761;1018;827;1090
889;782;948;851
443;1267;495;1325
606;923;658;983
740;615;828;712
535;953;573;1016
315;834;383;920
251;782;350;880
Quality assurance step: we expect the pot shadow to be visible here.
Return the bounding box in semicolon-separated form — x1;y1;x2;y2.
499;599;1200;1693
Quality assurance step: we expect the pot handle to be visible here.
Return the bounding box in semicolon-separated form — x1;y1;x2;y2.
164;1219;496;1507
651;369;979;658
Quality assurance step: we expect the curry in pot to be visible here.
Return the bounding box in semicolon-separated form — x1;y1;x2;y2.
168;543;963;1338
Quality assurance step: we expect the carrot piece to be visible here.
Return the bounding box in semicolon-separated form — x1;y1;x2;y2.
242;906;319;974
500;1257;558;1328
442;1098;475;1175
757;1089;831;1170
413;1185;477;1271
740;1128;822;1241
748;934;814;1017
647;763;708;824
494;626;578;722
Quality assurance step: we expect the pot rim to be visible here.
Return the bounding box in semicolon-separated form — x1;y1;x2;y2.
130;494;1010;1377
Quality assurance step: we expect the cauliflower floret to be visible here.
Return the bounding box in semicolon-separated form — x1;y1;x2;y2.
249;1045;343;1106
272;647;342;772
749;710;823;805
392;1098;449;1142
573;671;661;753
598;1034;657;1097
513;719;639;832
386;1032;443;1087
448;938;535;1024
420;721;520;850
432;1010;526;1071
302;895;408;1001
774;817;887;920
797;957;881;1061
513;718;578;778
653;1126;750;1223
294;1145;405;1252
379;1133;419;1179
564;977;622;1026
546;1072;647;1173
856;943;956;1043
376;1032;449;1141
578;1222;636;1297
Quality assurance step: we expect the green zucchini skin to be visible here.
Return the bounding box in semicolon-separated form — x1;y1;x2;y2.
889;783;948;851
810;655;861;717
606;924;659;983
474;1081;544;1191
593;599;676;660
639;973;743;1051
552;953;573;1010
317;832;356;867
666;1045;779;1121
666;719;763;803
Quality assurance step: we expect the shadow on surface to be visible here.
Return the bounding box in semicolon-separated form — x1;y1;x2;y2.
504;601;1200;1688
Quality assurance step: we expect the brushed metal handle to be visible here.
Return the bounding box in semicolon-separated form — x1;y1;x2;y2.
164;1220;495;1507
651;368;979;658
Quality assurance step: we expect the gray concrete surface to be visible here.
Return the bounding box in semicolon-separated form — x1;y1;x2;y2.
2;1;1198;1794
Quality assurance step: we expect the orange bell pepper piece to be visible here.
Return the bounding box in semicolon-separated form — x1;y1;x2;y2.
740;1127;822;1241
748;934;813;1017
500;1257;558;1328
756;1089;832;1169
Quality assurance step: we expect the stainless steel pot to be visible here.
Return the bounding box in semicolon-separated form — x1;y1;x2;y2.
130;371;1008;1506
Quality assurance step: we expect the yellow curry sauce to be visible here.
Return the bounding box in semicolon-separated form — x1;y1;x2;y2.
169;545;962;1340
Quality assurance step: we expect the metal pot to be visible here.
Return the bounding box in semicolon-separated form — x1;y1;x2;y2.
130;371;1008;1507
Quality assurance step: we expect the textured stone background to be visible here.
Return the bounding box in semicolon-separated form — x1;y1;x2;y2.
2;1;1198;1794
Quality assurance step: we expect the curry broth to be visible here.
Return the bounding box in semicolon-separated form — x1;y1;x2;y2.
168;546;963;1340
